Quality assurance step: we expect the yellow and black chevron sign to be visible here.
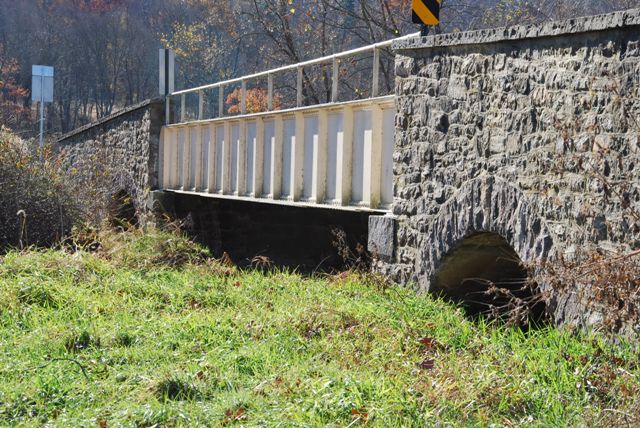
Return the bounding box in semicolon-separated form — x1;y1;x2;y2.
412;0;441;26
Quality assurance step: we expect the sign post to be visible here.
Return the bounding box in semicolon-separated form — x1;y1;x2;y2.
412;0;441;36
159;48;175;96
159;49;175;123
32;65;54;155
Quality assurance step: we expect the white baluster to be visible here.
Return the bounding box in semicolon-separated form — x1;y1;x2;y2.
293;112;305;201
367;104;383;208
206;124;216;193
271;116;283;199
181;127;191;190
313;110;328;203
338;106;354;205
253;118;265;197
221;122;231;193
237;119;247;195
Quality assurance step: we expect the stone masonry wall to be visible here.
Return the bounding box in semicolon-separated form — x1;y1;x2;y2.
386;9;640;330
55;99;164;217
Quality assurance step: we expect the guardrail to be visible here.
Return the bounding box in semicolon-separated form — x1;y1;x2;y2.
165;32;418;124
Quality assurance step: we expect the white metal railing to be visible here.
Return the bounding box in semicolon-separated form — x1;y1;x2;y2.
165;32;419;124
160;34;416;211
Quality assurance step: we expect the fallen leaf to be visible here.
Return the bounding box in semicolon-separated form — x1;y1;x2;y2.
97;419;107;428
610;355;625;366
351;407;369;421
418;336;440;350
224;407;247;422
419;358;435;370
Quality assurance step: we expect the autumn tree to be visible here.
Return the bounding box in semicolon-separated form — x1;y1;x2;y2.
0;44;30;132
226;87;282;114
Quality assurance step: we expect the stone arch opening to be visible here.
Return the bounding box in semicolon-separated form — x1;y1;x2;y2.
419;177;553;323
431;232;545;320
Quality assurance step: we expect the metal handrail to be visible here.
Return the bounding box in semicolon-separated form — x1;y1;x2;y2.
166;32;419;123
165;94;395;128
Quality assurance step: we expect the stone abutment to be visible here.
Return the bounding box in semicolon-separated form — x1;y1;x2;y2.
377;9;640;331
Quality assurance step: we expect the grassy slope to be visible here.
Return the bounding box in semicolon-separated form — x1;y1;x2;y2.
0;230;638;427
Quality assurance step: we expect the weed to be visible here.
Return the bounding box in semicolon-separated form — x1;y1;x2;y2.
17;284;58;308
251;255;273;270
64;330;100;353
154;376;199;401
113;332;136;347
331;227;369;271
330;227;393;293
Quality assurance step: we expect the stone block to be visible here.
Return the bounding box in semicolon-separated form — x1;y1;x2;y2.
368;215;396;260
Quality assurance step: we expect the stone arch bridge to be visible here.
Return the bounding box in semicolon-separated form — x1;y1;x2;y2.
57;9;640;328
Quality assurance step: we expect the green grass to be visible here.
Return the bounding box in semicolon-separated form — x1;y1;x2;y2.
0;229;638;427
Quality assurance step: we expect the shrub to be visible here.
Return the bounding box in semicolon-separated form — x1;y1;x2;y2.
0;127;80;251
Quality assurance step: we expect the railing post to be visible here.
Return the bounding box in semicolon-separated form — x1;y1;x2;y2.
296;66;303;108
219;85;224;118
198;91;204;120
175;129;181;188
193;125;204;190
241;80;247;115
267;73;273;111
170;128;179;188
372;47;380;98
159;127;168;188
332;58;339;103
180;94;186;122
